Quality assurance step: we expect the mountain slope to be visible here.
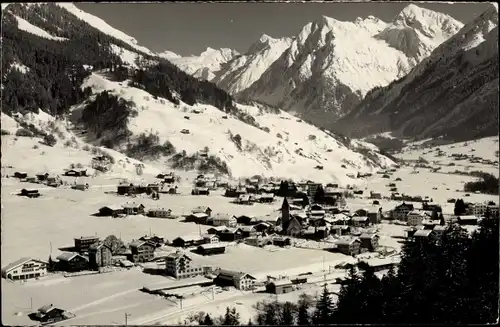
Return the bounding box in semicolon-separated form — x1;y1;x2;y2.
236;5;463;129
334;4;499;142
1;2;395;183
212;34;294;93
159;47;240;81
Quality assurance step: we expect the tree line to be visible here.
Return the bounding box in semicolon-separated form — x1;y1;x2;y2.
197;216;498;325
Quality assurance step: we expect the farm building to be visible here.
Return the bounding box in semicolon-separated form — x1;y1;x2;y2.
171;235;205;248
13;171;28;179
139;235;165;247
2;257;48;280
98;205;124;217
197;244;226;256
359;258;399;272
20;189;40;198
206;226;226;235
147;208;173;218
185;212;209;224
122;203;145;215
192;206;213;217
266;279;295;294
202;234;219;244
236;215;257;225
212;214;237;227
457;215;479;226
351;216;370;227
217;228;243;242
31;304;75;324
239;225;259;238
64;169;87;177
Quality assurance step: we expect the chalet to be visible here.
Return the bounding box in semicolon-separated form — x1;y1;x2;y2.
315;226;329;239
165;252;204;279
185;212;209;224
172;235;205;248
254;222;272;233
330;213;351;225
407;210;428;226
330;225;351;236
351;216;369;227
98;205;124;217
457;215;479;226
117;184;133;195
224;187;246;198
218;228;244;242
192;206;213;217
308;217;328;227
88;242;112;268
20;189;40;198
74;236;100;253
239;225;258;238
257;215;280;226
215;269;256;290
369;191;382;199
56;252;89;272
202;234;219;244
359;234;379;251
2;257;47;280
211;214;237;227
272;237;291;247
413;229;435;241
302;226;317;239
197;244;226;256
266;279;295;294
123;203;145;215
259;193;275;203
64;169;87;177
335;238;361;256
139;235;165;247
14;171;28;179
206;226;226;235
422;219;440;230
245;236;273;247
354;209;368;216
391;203;414;220
129;240;155;263
422;202;441;212
236;215;256;225
147;208;173;218
32;304;73;324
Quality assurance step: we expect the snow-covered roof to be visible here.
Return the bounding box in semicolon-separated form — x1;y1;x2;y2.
352;216;369;222
269;279;294;287
175;235;204;242
336;238;360;246
360;233;378;239
189;212;209;219
2;257;46;273
198;243;225;250
56;252;79;262
414;229;433;237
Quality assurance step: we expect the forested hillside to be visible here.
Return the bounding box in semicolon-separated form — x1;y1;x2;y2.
1;3;236;118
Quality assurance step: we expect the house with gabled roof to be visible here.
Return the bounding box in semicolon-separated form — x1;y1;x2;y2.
214;269;257;290
2;257;48;280
185;212;209;224
171;235;205;248
88;242;112;268
211;214;237;227
165;251;204;279
359;233;379;251
192;206;213;217
55;252;89;272
335;238;361;256
129;240;155;263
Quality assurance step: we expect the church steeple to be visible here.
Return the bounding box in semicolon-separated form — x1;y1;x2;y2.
281;197;290;228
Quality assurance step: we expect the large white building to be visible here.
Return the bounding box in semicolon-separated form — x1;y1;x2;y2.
1;257;48;280
472;202;499;217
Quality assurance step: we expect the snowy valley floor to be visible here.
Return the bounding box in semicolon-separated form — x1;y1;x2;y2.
1;135;498;325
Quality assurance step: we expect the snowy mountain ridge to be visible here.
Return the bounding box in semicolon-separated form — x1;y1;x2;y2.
232;5;463;129
334;4;499;142
159;47;240;81
2;2;395;184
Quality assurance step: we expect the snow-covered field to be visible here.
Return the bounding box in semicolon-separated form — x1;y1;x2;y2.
2;112;498;326
75;72;393;185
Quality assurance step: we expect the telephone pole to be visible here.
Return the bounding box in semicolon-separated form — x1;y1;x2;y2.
125;313;131;326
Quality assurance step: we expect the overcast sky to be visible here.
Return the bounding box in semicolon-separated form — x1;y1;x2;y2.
76;2;492;56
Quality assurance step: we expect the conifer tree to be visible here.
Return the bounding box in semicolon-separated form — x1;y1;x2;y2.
202;314;214;326
312;285;333;325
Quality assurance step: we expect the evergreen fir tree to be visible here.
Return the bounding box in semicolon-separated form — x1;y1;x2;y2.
297;294;312;326
279;301;296;325
312;285;333;325
202;314;214;326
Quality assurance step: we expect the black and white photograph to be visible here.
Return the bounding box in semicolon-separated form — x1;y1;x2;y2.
1;0;498;325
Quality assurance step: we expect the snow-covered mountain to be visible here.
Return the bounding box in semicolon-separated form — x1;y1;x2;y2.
235;5;463;129
1;2;395;184
212;34;294;94
334;4;498;142
159;47;240;81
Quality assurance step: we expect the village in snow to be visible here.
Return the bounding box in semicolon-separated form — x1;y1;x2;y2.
1;123;498;325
